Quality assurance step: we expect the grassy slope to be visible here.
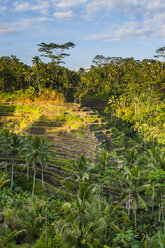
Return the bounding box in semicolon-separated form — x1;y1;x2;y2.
0;93;108;194
1;91;160;197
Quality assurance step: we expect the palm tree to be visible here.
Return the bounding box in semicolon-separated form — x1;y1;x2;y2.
145;230;165;248
57;181;106;247
24;135;53;198
32;56;42;91
147;145;165;220
65;153;92;182
0;224;25;248
154;46;165;71
149;169;165;229
0;173;10;224
147;145;165;171
0;173;10;189
0;130;24;189
119;164;150;229
123;147;139;167
0;132;8;173
57;178;129;247
96;148;110;168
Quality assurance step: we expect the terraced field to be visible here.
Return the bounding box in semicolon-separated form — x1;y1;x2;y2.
0;101;113;194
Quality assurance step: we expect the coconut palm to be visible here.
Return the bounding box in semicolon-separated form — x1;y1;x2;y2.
24;135;53;198
96;148;111;168
147;145;165;171
146;230;165;248
118;147;139;168
0;173;10;189
149;169;165;228
0;224;25;248
0;130;24;189
65;153;93;182
0;130;10;171
32;56;42;91
147;145;165;220
57;178;129;247
119;164;150;229
57;181;106;247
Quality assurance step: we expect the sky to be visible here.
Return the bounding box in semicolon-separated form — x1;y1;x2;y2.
0;0;165;70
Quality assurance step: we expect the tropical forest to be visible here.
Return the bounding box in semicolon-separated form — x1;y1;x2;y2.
0;43;165;248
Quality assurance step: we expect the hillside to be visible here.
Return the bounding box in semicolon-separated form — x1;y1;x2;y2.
0;97;165;247
0;53;164;247
0;100;112;193
0;97;145;196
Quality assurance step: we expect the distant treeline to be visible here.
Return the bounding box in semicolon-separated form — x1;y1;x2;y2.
0;51;165;144
0;55;79;99
0;54;164;98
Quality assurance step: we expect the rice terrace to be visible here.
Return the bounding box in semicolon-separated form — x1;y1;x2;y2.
0;1;165;246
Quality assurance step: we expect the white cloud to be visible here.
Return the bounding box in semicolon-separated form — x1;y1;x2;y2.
9;0;165;17
1;0;165;42
0;21;17;35
54;0;87;9
12;16;53;30
84;0;165;15
0;0;9;3
52;0;140;13
0;6;7;11
13;1;50;14
145;0;165;12
86;0;140;13
0;16;53;36
85;10;165;42
0;27;16;35
76;0;165;42
13;2;29;11
54;10;74;19
85;22;139;41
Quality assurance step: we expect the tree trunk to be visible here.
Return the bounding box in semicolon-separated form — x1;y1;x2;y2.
137;99;140;121
5;161;7;173
36;67;41;92
111;111;113;121
159;189;162;222
42;168;45;189
135;103;136;115
11;159;14;189
151;186;155;218
134;208;137;230
161;60;164;72
128;194;131;216
32;168;36;199
45;207;48;248
27;164;29;182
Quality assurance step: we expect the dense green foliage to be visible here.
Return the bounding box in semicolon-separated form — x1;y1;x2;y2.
0;127;165;247
0;44;165;247
0;47;164;144
78;56;165;145
0;55;79;100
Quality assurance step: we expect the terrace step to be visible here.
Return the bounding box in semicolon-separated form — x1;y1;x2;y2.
0;102;113;193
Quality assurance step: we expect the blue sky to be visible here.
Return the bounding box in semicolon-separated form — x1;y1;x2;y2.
0;0;165;70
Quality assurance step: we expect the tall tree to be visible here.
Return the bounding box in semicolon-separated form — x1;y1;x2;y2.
0;130;24;189
154;46;165;71
32;56;42;91
37;42;75;65
119;164;149;229
37;42;75;89
25;136;53;197
92;55;106;67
